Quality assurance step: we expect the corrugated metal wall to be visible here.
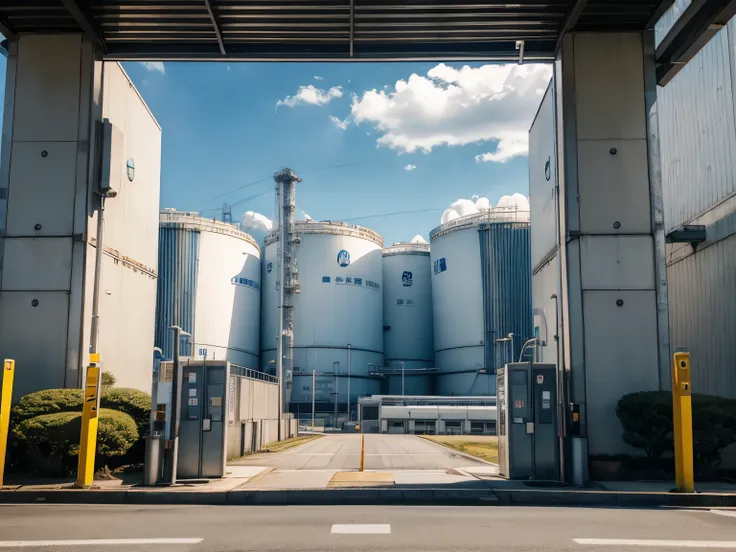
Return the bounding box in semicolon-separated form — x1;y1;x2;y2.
659;17;736;399
155;226;199;359
658;22;736;233
655;0;692;47
478;223;533;369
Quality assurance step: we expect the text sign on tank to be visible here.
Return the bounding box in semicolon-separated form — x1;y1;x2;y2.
433;258;447;275
337;249;351;267
402;271;413;287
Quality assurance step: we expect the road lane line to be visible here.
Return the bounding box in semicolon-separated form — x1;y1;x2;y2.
331;524;391;535
710;509;736;518
0;538;203;548
574;538;736;548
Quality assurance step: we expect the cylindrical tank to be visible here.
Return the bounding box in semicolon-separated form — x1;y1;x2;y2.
261;221;384;422
430;209;532;396
382;242;434;395
155;210;261;368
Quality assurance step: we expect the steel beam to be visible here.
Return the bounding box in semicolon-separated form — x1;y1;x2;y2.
647;0;676;28
60;0;107;51
203;0;226;56
555;0;587;54
656;0;736;85
349;0;355;57
0;17;16;41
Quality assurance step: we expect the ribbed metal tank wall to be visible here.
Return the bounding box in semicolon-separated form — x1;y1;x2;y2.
430;211;532;396
658;19;736;399
155;211;261;368
155;223;199;359
658;22;736;232
261;221;384;420
382;243;434;395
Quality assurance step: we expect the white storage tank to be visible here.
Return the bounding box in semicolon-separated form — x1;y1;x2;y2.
430;208;532;396
261;221;384;422
155;210;261;368
382;242;434;395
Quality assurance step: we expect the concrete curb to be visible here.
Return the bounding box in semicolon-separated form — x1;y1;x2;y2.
3;487;736;507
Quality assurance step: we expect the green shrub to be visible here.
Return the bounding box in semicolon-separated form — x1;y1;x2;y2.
11;409;139;475
11;388;83;424
616;391;736;475
101;388;151;437
101;372;117;389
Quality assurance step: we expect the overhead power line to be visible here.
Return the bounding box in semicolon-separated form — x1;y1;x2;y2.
340;207;443;223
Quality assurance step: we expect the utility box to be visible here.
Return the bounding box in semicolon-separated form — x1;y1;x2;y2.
497;362;559;480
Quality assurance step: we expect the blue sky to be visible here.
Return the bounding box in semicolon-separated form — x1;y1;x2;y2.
0;56;551;245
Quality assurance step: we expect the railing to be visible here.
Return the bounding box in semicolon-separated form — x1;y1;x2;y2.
230;364;279;384
429;208;530;240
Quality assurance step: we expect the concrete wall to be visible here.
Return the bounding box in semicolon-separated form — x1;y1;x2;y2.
81;62;161;392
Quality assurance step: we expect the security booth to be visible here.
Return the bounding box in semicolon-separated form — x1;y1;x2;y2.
145;359;287;483
497;362;559;480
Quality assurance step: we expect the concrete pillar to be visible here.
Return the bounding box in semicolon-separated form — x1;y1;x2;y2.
551;32;669;483
0;35;103;399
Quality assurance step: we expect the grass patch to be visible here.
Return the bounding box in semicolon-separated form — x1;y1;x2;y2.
259;434;323;453
421;435;499;464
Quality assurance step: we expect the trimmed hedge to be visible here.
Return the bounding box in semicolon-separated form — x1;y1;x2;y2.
12;408;139;460
100;388;151;437
11;387;151;435
616;391;736;474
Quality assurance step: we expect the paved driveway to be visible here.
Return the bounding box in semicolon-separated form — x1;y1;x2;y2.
231;434;487;470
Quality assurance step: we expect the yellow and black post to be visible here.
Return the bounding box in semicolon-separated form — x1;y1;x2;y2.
77;355;102;488
0;359;16;487
672;350;694;493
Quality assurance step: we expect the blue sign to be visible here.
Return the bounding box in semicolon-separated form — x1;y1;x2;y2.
337;249;350;267
266;262;273;274
402;271;413;287
433;258;447;275
231;276;260;290
322;276;331;283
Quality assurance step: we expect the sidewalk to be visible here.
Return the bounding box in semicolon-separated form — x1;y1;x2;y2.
4;465;736;507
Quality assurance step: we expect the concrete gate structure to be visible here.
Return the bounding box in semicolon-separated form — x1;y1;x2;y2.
1;0;734;485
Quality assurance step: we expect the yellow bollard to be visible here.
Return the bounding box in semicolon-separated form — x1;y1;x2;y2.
672;351;694;493
0;359;16;487
77;357;102;488
360;433;365;472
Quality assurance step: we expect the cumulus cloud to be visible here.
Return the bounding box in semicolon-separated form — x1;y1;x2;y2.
329;115;350;130
440;193;530;225
404;164;417;171
241;211;273;244
349;63;551;160
411;234;428;244
277;85;343;108
141;62;165;74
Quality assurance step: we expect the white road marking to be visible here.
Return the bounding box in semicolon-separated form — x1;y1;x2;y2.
574;538;736;548
331;524;391;535
0;538;203;548
710;509;736;518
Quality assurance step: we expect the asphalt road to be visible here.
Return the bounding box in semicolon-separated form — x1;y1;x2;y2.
3;504;736;551
231;433;486;470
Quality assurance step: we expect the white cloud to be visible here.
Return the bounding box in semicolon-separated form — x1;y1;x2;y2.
404;164;417;171
411;234;428;244
349;63;551;161
241;211;273;244
277;85;343;108
440;193;530;225
314;76;324;80
329;115;350;130
227;65;231;72
140;61;165;74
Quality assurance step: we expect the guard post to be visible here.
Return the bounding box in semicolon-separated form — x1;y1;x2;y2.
0;359;16;487
672;350;694;493
77;355;102;487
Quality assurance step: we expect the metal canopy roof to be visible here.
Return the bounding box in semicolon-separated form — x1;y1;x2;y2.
0;1;733;83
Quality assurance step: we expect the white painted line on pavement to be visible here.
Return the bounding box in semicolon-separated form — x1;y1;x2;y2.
710;509;736;518
331;524;391;535
0;538;203;548
574;538;736;548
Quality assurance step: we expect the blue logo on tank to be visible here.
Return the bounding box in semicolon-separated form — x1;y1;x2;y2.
337;249;350;267
402;271;413;287
266;262;273;274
